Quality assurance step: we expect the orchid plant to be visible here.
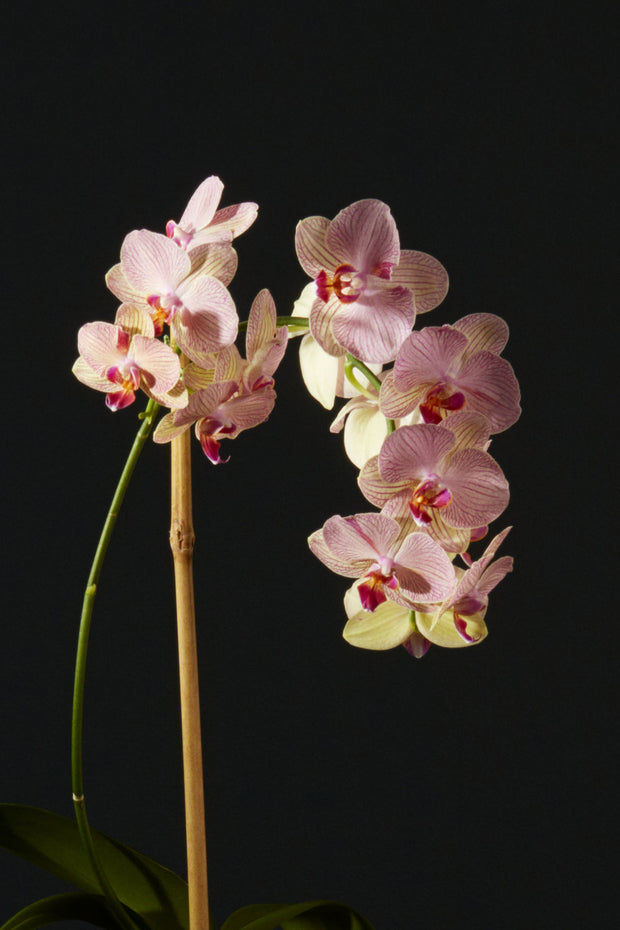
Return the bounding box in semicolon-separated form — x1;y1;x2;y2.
0;178;520;930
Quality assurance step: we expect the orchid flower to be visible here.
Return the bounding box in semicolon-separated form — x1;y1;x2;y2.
105;230;239;363
154;289;286;462
358;417;509;549
165;175;258;251
422;526;514;642
295;199;448;364
380;314;521;432
341;528;512;655
72;321;187;411
308;512;455;613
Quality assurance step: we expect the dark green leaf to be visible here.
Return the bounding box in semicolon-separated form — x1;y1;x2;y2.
0;805;188;930
1;891;121;929
221;901;376;930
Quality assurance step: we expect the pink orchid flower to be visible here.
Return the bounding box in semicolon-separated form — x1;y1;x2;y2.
165;176;258;251
72;321;187;411
295;199;448;364
106;230;238;364
380;314;521;432
358;418;509;547
418;527;513;644
308;512;455;613
153;289;286;463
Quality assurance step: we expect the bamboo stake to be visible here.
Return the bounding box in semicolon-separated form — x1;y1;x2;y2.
170;425;210;930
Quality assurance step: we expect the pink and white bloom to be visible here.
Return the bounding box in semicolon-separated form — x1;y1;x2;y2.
154;289;286;463
418;527;513;644
107;230;238;363
165;176;258;251
358;420;509;547
295;199;448;364
380;314;521;432
341;581;482;657
72;321;187;411
308;512;455;613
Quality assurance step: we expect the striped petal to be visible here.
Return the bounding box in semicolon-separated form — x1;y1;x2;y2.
390;250;449;313
295;215;338;278
326;200;400;274
121;229;190;294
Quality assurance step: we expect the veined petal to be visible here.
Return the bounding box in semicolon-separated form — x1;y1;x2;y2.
130;335;182;392
454;313;509;356
106;263;144;305
210;201;258;239
441;448;509;528
395;533;456;603
246;288;278;361
77;322;127;374
378;424;455;484
182;361;216;391
153;410;192;444
308;528;374;578
456;352;521;432
309;293;348;357
358;456;412;510
114;303;155;337
393;326;468;393
379;369;421;419
218;384;276;431
322;512;400;565
174;275;238;358
331;282;415;364
72;357;116;393
177;176;224;231
326;200;400;274
436;411;492;452
390;250;449;313
121;229;190;293
188;242;238;285
295;215;338;278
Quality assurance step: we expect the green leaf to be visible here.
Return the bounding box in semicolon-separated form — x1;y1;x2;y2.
0;805;188;930
0;891;122;929
220;901;376;930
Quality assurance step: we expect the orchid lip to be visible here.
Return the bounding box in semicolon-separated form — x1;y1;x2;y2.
316;264;365;304
420;383;466;424
409;475;452;524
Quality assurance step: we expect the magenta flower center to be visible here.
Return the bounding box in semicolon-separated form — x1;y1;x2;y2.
358;556;398;612
420;382;466;424
147;293;183;334
409;475;452;525
166;220;194;250
316;263;366;304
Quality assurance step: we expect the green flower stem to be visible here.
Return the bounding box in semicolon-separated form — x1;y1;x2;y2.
238;315;309;333
71;398;160;930
345;353;396;433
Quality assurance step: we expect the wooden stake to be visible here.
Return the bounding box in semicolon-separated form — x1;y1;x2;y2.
170;425;210;930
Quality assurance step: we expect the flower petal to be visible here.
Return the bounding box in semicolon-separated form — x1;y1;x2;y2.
326;200;400;274
177;176;224;231
295;215;338;278
331;282;415;363
121;229;191;294
390;250;449;313
454;313;509;356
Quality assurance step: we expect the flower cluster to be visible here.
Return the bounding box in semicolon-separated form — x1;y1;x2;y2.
296;198;520;658
73;177;288;463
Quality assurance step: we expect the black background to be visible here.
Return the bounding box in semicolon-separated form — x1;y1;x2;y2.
1;2;616;928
